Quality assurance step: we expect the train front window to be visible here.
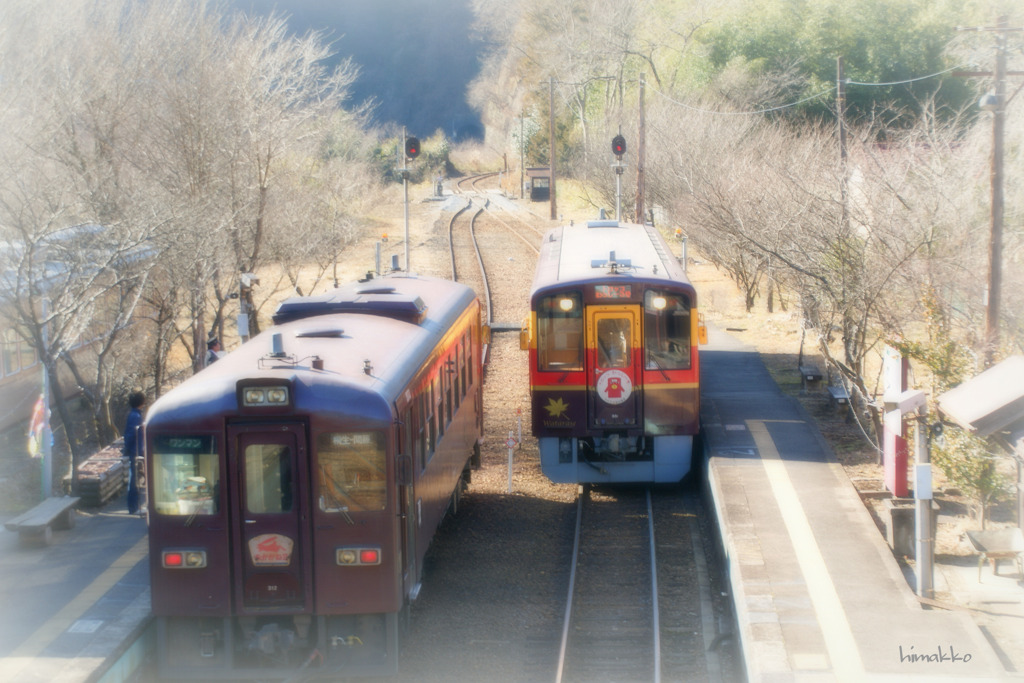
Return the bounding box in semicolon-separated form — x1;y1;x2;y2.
152;435;219;516
537;292;583;371
644;290;692;370
596;317;632;369
316;432;387;512
244;444;293;514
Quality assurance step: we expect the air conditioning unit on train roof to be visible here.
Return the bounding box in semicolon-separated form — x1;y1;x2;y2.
272;286;427;325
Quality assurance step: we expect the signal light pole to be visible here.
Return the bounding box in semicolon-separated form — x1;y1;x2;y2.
402;131;421;272
549;76;557;220
612;133;626;221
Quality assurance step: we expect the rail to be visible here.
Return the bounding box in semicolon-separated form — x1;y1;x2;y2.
556;486;661;683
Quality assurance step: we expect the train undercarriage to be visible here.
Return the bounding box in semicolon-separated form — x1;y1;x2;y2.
157;612;401;680
540;434;693;484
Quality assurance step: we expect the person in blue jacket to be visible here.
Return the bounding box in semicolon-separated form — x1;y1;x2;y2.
123;390;146;514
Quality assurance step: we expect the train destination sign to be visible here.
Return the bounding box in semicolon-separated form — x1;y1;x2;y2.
594;284;631;299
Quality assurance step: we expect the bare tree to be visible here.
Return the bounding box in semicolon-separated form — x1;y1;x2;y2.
0;0;375;481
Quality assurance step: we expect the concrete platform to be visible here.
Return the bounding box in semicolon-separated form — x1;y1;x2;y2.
701;327;1013;681
0;503;150;683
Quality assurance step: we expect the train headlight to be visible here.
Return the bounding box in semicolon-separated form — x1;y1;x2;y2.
652;296;667;310
558;297;575;312
242;386;289;407
336;546;381;566
243;388;266;405
266;387;289;405
162;548;207;568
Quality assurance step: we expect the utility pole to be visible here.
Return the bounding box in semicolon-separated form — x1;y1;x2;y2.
914;408;934;600
955;16;1024;366
837;57;849;228
984;16;1008;367
402;126;410;272
520;114;525;200
635;73;646;225
549;76;558;220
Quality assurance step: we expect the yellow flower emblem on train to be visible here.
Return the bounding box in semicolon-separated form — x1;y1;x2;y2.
544;397;569;418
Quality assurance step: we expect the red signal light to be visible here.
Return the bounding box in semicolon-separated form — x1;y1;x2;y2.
612;134;626;157
405;136;421;160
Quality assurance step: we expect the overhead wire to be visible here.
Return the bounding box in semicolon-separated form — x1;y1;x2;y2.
844;62;975;86
649;61;977;117
651;85;835;116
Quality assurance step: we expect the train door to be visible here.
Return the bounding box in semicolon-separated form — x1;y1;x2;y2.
586;306;642;429
228;423;312;614
397;410;417;602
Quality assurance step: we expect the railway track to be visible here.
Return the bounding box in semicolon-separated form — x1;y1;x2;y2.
554;484;728;683
447;183;543;333
558;486;659;683
454;171;500;194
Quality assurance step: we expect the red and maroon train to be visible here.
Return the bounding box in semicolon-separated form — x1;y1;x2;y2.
144;273;484;679
522;219;705;484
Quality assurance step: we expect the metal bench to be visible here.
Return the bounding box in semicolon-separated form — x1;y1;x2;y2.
799;364;823;393
827;385;850;411
4;495;80;546
965;528;1024;581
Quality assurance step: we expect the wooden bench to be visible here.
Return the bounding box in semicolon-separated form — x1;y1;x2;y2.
4;496;81;546
799;364;823;393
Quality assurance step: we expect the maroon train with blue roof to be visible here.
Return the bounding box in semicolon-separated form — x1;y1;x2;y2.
143;273;484;679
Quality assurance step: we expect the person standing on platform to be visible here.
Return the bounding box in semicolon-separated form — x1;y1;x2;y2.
123;390;146;515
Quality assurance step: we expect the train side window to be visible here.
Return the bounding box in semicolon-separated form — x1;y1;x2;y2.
643;290;692;370
444;363;453;426
537;293;583;371
426;381;436;459
316;432;386;512
402;408;413;459
453;344;461;410
436;371;446;437
467;331;474;386
244;444;293;513
417;394;427;471
151;435;219;516
461;334;469;398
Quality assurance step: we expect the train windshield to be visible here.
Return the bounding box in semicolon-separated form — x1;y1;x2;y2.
644;290;692;370
316;432;387;512
537;292;583;371
151;435;219;516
